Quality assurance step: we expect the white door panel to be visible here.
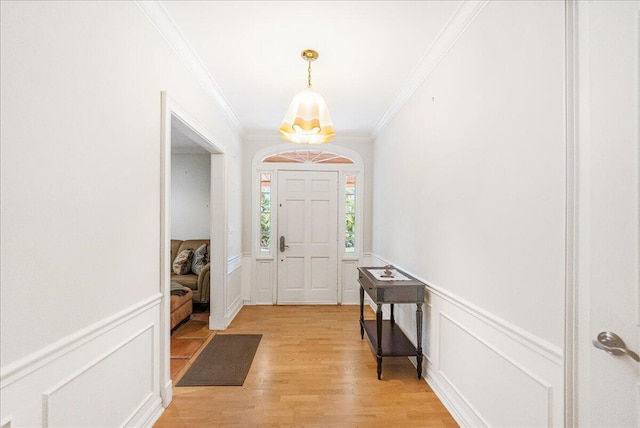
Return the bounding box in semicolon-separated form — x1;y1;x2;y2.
277;171;338;303
575;1;640;425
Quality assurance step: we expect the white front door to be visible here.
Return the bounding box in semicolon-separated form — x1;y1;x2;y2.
575;1;639;425
277;170;338;304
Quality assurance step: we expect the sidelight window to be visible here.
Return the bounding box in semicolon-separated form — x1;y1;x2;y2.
345;175;356;253
259;173;271;252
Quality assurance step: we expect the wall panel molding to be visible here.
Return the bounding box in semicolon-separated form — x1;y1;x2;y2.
1;297;162;427
370;254;562;365
370;253;563;427
438;312;552;427
42;325;156;427
252;259;274;304
341;260;360;304
0;294;162;388
225;266;244;327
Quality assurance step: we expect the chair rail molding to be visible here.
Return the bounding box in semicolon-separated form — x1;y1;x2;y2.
370;254;563;364
0;293;162;388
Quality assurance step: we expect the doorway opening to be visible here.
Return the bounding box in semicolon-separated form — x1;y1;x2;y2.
159;93;227;406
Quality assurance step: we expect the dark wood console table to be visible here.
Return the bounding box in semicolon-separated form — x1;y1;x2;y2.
358;266;426;380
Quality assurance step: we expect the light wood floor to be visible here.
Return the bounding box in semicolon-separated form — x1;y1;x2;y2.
156;305;458;427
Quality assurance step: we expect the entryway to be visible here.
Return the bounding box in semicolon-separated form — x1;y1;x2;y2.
251;143;364;305
277;170;338;304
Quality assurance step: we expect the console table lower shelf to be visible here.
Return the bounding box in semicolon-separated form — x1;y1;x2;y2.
361;319;418;357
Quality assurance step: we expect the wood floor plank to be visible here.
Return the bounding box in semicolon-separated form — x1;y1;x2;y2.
157;305;458;427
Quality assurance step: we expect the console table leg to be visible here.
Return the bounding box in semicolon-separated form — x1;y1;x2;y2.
416;302;423;379
376;303;383;380
359;285;365;339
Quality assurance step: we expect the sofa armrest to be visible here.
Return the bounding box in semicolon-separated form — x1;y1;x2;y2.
196;263;211;303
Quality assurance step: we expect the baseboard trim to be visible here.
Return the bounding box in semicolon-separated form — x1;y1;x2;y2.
138;396;164;428
426;365;480;427
225;295;244;328
1;293;162;388
161;379;172;407
404;356;473;427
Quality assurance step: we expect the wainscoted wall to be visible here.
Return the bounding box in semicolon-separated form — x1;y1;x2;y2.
1;259;246;428
0;296;163;427
370;1;566;426
245;257;366;305
251;258;276;304
1;1;244;425
340;260;362;304
369;256;563;427
225;255;244;326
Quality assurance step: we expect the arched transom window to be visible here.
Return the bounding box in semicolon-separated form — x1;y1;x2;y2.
262;150;354;164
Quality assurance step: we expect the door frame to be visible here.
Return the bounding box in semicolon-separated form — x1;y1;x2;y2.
251;143;365;305
159;92;228;406
564;1;577;424
565;1;640;426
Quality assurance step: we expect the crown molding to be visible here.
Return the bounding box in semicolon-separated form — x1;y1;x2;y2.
135;1;244;135
371;0;489;138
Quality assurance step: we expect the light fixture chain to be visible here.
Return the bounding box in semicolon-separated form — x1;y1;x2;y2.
307;59;312;88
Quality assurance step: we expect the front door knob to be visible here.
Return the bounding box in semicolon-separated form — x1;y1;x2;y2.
279;236;289;252
593;331;640;362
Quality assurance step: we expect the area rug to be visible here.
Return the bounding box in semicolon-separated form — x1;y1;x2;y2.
177;334;262;386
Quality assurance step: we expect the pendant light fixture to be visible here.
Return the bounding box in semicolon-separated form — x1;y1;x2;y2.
279;49;336;144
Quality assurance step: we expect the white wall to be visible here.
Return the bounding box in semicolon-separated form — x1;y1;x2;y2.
0;1;242;426
372;1;565;426
171;153;211;240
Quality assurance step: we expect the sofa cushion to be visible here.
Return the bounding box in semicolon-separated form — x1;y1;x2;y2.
170;288;193;330
170;287;193;312
173;249;194;275
191;243;209;274
170;240;183;267
171;274;198;290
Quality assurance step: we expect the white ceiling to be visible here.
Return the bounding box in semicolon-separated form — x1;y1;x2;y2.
163;1;461;137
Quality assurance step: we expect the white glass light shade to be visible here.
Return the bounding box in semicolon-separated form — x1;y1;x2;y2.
279;88;336;144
